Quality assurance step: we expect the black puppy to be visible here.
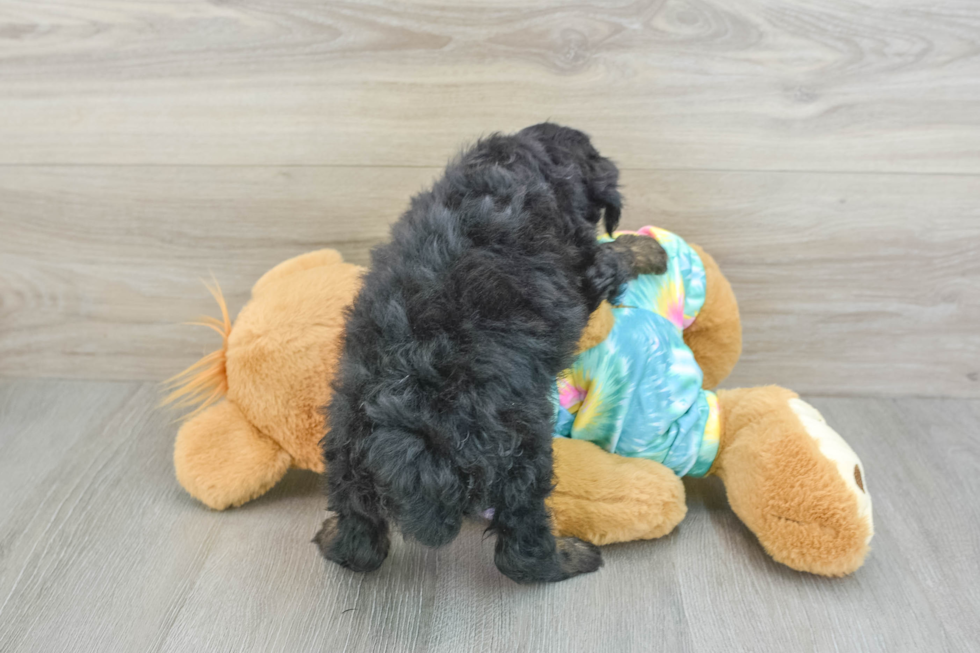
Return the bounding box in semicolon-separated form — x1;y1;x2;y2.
315;123;665;583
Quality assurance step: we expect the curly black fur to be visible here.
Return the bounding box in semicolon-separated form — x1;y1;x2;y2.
316;123;663;583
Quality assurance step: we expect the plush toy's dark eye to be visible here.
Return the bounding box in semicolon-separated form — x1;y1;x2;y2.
854;465;864;492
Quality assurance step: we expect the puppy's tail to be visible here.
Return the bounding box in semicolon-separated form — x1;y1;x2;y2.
398;493;466;549
160;278;231;420
369;428;466;548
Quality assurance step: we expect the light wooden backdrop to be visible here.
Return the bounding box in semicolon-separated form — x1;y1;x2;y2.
1;0;978;397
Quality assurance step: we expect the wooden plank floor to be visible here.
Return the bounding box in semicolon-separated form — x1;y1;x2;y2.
1;379;977;653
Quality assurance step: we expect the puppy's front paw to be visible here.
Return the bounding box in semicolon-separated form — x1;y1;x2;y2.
556;536;603;577
614;234;668;276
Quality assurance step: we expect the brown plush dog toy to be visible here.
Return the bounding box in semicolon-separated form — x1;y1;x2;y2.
166;230;872;577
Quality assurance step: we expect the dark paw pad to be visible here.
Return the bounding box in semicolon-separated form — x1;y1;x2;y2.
556;537;603;576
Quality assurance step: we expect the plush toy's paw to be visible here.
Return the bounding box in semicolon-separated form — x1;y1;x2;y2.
174;401;291;510
714;388;873;577
548;438;687;545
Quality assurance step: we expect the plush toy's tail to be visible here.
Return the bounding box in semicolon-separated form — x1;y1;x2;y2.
161;278;231;420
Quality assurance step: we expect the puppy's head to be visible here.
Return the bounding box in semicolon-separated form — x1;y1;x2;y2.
519;122;622;235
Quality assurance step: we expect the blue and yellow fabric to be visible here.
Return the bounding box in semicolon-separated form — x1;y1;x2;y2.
552;226;720;478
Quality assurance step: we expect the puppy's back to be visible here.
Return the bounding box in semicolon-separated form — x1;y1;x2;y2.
327;129;601;546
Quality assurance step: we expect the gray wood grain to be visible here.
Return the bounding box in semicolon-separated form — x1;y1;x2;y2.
2;0;979;396
1;380;977;652
1;0;978;172
2;167;977;396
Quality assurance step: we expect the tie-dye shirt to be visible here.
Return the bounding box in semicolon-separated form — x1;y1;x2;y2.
552;226;720;478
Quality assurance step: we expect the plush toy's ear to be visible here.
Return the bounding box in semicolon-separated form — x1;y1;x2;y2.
251;249;346;297
174;400;291;510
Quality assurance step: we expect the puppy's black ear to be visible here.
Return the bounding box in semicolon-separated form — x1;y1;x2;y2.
588;156;622;235
603;198;621;236
593;181;621;235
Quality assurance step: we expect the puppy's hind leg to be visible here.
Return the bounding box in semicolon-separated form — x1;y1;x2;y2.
314;469;391;573
490;455;603;584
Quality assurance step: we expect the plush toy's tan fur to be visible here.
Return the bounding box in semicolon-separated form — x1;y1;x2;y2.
174;401;293;510
168;250;364;509
549;438;687;545
547;238;872;576
574;300;616;353
166;240;872;576
712;387;873;576
683;244;743;389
